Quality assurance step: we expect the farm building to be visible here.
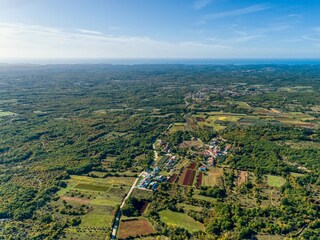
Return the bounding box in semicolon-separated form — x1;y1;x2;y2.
198;166;207;171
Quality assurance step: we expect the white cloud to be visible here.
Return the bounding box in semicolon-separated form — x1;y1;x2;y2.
193;0;214;10
76;29;103;35
0;22;318;60
207;34;262;44
202;4;270;23
0;22;234;59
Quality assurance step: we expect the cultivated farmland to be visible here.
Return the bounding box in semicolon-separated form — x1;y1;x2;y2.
118;219;156;239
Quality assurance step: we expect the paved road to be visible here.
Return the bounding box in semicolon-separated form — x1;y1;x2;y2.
120;173;141;209
109;172;142;239
110;211;121;239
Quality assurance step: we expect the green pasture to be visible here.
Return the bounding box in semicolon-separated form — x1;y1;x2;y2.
266;175;286;188
0;110;15;117
159;210;205;233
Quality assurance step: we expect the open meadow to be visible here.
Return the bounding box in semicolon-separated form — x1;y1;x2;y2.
159;210;205;233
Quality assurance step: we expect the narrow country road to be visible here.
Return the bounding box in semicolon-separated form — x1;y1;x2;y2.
120;173;142;209
153;143;158;161
109;141;159;239
109;172;142;239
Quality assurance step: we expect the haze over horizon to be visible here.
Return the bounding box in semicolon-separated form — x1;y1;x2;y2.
1;0;320;60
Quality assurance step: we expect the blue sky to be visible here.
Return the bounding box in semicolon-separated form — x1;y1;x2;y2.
0;0;320;59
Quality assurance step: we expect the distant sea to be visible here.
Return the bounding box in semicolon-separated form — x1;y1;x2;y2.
1;58;320;65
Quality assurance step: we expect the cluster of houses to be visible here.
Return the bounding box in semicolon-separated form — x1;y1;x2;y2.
187;87;264;105
210;86;266;97
159;140;171;154
164;155;176;171
136;167;167;191
191;89;209;102
158;140;179;171
135;140;180;192
200;139;230;166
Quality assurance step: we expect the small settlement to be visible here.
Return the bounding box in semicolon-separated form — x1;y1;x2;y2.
135;137;231;192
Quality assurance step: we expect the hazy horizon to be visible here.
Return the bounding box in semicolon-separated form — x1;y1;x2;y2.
1;0;320;59
1;58;320;66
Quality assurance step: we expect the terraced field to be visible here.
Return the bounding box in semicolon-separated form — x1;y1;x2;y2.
56;174;135;239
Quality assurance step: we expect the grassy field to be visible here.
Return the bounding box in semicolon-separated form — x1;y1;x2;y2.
58;175;134;196
211;123;227;131
169;123;186;133
0;110;15;117
202;167;223;186
75;183;110;191
80;206;114;227
175;159;190;170
192;114;208;119
55;175;135;239
131;188;154;200
159;210;205;233
177;203;203;212
70;175;135;186
65;228;107;240
198;121;226;131
266;175;286;188
0;99;17;104
134;236;170;240
290;172;305;177
191;108;319;132
237;101;251;109
195;112;245;131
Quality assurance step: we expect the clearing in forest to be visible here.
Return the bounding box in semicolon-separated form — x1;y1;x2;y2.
202;167;223;186
237;171;249;186
266;175;286;188
0;110;15;117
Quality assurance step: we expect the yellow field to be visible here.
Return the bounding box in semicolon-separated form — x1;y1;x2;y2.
217;116;241;122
